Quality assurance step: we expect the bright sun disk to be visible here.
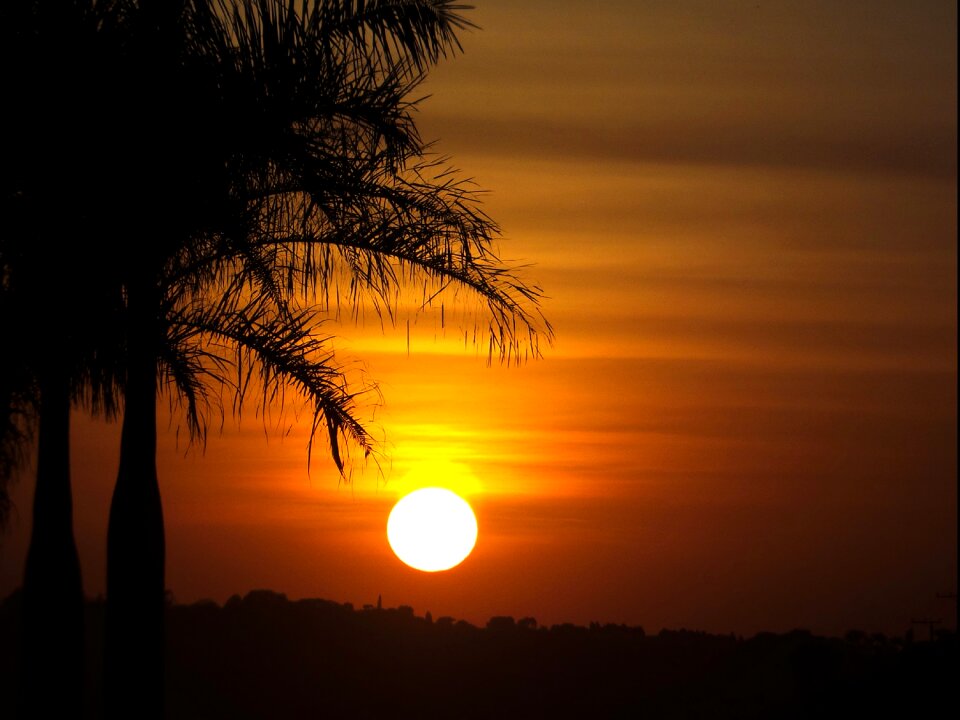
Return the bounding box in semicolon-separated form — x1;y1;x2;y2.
387;488;478;572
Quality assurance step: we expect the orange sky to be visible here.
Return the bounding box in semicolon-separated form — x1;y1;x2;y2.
1;0;956;636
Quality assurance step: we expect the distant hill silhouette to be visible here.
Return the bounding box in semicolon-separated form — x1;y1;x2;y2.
1;589;956;719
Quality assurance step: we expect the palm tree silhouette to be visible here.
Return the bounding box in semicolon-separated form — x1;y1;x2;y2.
2;3;367;714
5;1;550;716
0;256;116;718
107;4;550;713
2;3;130;714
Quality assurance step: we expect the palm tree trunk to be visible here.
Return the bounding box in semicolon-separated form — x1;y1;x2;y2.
105;295;164;720
21;370;84;717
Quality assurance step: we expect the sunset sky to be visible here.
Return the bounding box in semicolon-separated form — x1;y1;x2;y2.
1;0;956;637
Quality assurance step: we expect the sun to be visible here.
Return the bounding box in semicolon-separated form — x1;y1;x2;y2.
387;488;478;572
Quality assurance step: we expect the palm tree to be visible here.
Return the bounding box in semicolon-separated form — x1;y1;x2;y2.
208;0;549;362
0;284;89;720
0;245;93;720
103;2;549;715
104;250;378;720
0;267;120;718
5;2;550;716
1;2;129;714
1;3;369;715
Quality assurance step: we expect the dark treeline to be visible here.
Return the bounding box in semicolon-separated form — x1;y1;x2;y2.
0;589;955;719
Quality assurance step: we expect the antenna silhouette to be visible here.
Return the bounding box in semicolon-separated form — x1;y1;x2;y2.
910;618;942;641
935;591;957;630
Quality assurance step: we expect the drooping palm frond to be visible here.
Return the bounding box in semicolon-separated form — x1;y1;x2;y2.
160;266;378;472
187;0;552;365
0;272;124;528
5;0;547;492
242;152;553;362
130;0;550;481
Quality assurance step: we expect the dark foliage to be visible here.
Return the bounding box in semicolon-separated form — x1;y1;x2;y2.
1;590;955;719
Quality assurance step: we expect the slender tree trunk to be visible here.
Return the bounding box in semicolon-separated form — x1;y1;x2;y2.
105;292;164;720
21;370;84;717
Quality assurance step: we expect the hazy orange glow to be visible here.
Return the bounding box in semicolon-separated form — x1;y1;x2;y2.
0;1;955;637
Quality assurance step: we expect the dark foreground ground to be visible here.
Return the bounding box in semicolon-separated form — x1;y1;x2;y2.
1;589;956;719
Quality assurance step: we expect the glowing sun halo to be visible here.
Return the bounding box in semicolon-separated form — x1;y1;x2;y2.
387;488;478;572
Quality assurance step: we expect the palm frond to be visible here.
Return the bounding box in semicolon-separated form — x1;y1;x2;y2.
188;1;552;363
244;154;553;361
162;276;378;472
